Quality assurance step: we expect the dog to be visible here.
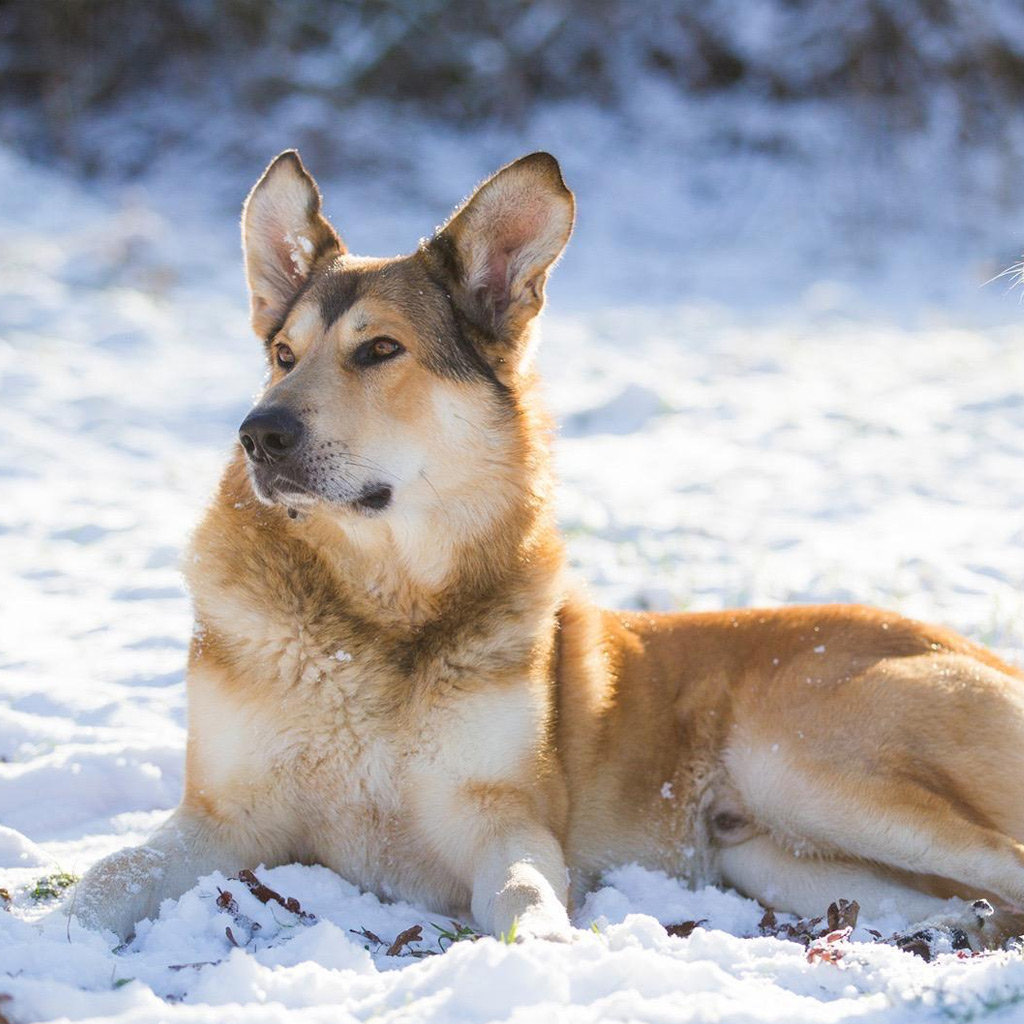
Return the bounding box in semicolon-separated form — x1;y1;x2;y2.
74;150;1024;949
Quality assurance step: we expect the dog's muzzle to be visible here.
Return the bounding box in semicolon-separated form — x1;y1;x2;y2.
238;407;394;515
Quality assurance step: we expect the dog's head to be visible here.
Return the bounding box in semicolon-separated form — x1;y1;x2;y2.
237;151;574;520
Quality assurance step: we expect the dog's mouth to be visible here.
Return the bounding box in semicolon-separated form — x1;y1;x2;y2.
250;474;316;519
248;467;393;518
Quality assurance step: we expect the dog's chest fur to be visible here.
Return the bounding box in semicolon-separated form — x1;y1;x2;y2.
186;503;551;912
190;616;472;907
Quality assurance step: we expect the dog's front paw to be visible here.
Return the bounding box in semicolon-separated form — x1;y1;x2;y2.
72;844;170;941
513;916;573;943
498;901;573;943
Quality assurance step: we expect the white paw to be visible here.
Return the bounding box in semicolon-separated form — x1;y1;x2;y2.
505;905;573;943
72;844;169;941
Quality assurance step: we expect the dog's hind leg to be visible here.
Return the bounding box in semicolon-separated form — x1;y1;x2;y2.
718;833;1024;950
70;805;256;941
718;832;953;922
721;729;1024;949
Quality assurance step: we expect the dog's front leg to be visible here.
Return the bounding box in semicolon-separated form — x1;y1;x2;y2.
71;805;246;941
410;688;572;940
414;773;572;940
468;821;572;942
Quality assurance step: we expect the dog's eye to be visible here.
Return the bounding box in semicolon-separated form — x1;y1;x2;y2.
354;337;404;367
275;344;296;370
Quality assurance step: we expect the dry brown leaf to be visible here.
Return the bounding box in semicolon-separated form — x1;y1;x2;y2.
236;869;314;920
351;927;383;947
386;924;424;956
215;889;238;915
665;920;706;939
827;899;859;933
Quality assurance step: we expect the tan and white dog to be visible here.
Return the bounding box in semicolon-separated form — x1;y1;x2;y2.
75;151;1024;948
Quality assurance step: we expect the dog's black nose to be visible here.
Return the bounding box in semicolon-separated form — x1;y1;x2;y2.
238;407;305;462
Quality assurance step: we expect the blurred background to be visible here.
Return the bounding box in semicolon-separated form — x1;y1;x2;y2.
5;0;1024;312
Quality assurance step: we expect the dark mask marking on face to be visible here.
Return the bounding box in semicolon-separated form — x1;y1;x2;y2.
316;268;366;328
280;255;511;401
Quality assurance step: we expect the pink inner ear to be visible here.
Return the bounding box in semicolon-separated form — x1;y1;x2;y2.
483;248;512;313
481;207;546;312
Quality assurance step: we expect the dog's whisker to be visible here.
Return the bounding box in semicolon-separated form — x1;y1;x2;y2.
417;468;453;526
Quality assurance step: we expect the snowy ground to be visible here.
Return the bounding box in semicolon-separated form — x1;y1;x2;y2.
3;135;1024;1022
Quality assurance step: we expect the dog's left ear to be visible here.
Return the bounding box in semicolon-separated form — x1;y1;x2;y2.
242;150;345;339
428;152;574;376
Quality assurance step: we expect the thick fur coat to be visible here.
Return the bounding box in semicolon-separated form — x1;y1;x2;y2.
74;152;1024;949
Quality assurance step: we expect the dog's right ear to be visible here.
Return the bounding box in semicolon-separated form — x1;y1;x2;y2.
242;150;345;339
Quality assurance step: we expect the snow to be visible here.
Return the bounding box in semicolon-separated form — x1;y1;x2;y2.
2;98;1024;1021
0;828;48;870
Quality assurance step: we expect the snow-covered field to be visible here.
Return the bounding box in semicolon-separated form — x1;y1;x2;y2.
3;133;1024;1023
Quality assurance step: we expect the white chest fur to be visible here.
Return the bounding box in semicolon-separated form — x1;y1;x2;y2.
188;633;541;915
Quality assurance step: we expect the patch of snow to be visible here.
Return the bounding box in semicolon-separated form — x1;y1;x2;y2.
0;826;51;869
